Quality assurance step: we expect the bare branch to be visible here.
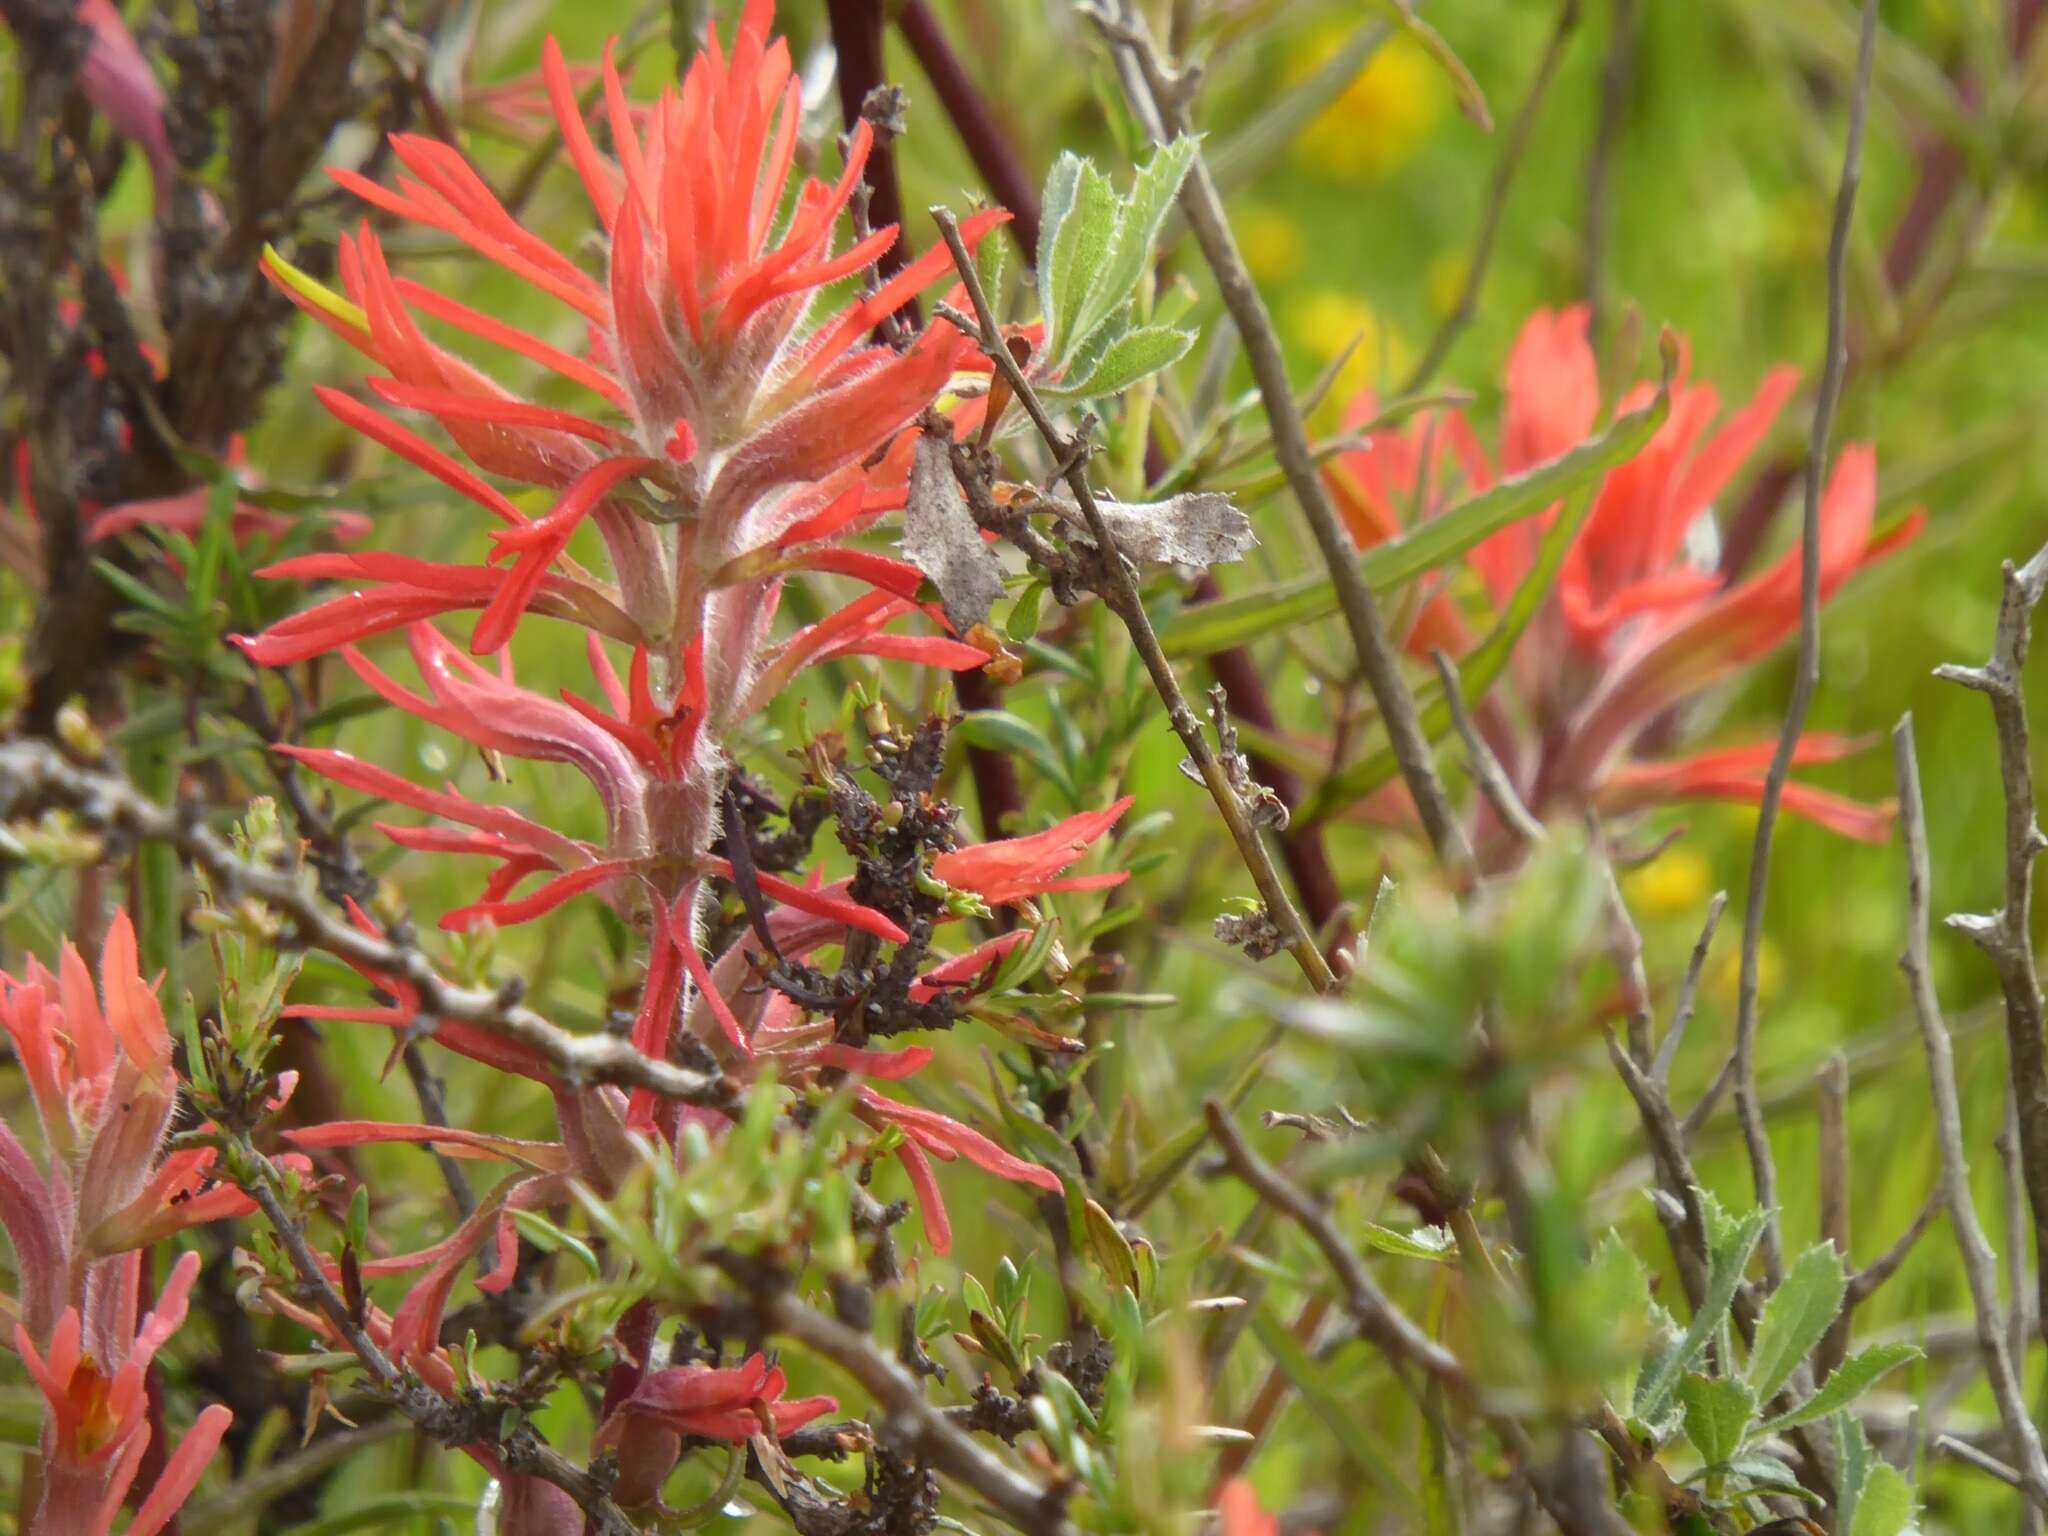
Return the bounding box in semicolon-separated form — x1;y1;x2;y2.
1404;0;1582;395
234;1141;641;1534
1891;714;2048;1510
1433;649;1545;848
1733;0;1878;1286
1653;891;1728;1087
0;738;735;1108
1201;1100;1463;1384
748;1285;1078;1536
927;212;1336;996
1816;1053;1852;1377
1933;540;2048;1344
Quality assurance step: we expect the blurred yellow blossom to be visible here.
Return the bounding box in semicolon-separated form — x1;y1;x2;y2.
1709;933;1780;1011
1285;288;1408;405
1288;27;1444;182
1237;204;1304;284
1623;844;1713;920
1426;250;1467;315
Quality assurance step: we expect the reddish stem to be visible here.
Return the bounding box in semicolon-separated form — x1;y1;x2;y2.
896;0;1044;255
824;0;918;323
825;0;1023;839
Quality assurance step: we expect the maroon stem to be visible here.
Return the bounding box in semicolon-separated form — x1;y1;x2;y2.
826;0;1023;837
825;0;917;320
1720;0;2040;578
895;0;1043;256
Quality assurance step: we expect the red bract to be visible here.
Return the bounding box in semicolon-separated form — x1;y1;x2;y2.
594;1352;836;1506
1325;305;1921;855
14;1252;232;1536
0;912;266;1339
0;917;245;1534
1217;1479;1280;1536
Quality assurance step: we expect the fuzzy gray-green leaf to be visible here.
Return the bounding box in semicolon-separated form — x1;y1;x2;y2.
1745;1241;1847;1403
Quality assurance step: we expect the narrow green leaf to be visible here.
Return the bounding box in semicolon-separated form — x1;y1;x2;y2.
1248;1302;1417;1506
278;1495;478;1536
1083;1198;1141;1294
1677;1372;1756;1468
1745;1242;1847;1402
1358;1222;1455;1262
1634;1202;1768;1425
1041;158;1118;368
510;1209;601;1278
1759;1342;1920;1435
1039;324;1195;404
1159;373;1672;661
953;710;1077;804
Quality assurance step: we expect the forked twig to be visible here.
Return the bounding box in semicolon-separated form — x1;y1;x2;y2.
1891;716;2048;1510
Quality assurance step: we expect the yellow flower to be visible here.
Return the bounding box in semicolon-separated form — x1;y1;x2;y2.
1287;27;1444;182
1708;934;1780;1012
1623;845;1712;921
1426;250;1468;316
1284;289;1408;404
1237;204;1304;285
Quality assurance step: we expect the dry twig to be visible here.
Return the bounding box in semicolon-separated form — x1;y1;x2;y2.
1891;716;2048;1510
1733;0;1879;1286
0;738;734;1108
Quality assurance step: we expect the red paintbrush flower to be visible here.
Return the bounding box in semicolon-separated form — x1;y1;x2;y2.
1324;305;1920;853
0;917;256;1536
15;1251;233;1536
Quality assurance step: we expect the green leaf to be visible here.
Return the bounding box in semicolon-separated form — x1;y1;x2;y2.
1759;1342;1920;1435
1039;156;1118;368
1039;324;1195;404
1248;1301;1417;1506
1006;580;1045;643
1358;1222;1455;1262
1066;135;1200;356
510;1209;601;1279
1634;1200;1768;1426
1837;1410;1874;1535
277;1495;478;1536
1082;1198;1141;1295
1677;1372;1755;1468
1159;372;1673;661
1745;1242;1847;1402
1851;1462;1914;1536
953;710;1077;804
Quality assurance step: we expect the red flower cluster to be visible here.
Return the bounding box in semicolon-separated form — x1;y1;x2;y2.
1326;305;1920;854
240;9;1129;1447
0;914;248;1533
